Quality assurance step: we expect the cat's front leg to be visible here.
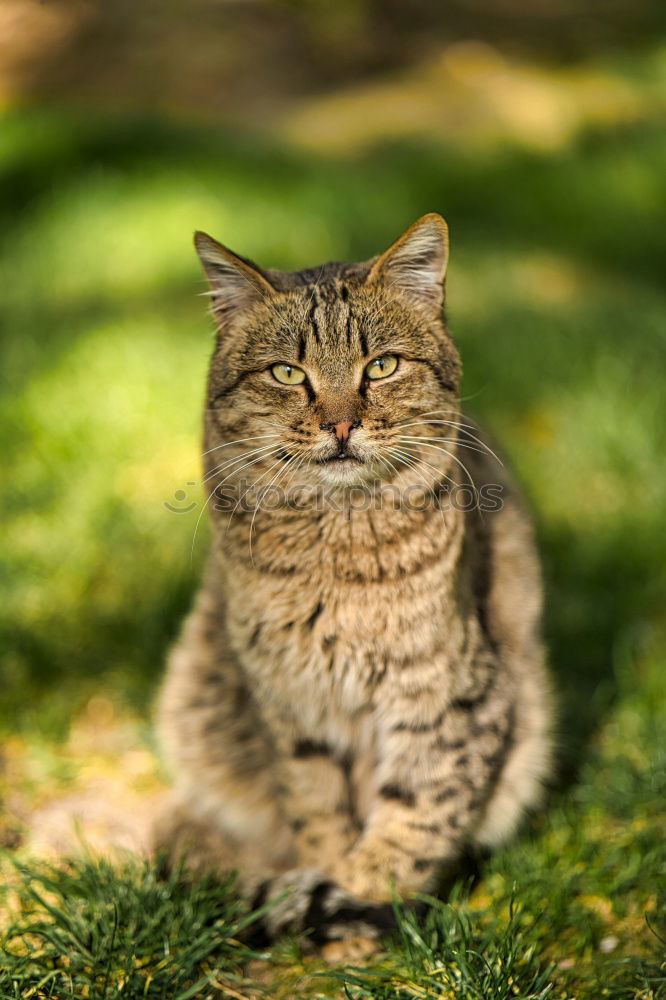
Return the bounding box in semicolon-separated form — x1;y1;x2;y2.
331;797;459;901
279;737;359;871
332;690;515;901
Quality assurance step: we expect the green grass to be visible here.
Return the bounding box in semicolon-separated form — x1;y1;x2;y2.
0;856;264;999
1;85;665;997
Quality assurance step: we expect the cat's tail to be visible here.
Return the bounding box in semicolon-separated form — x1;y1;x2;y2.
247;868;397;944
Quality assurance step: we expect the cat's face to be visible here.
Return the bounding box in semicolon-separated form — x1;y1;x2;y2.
198;215;461;491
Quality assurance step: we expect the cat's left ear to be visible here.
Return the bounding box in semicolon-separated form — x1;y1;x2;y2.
194;231;276;327
367;213;449;315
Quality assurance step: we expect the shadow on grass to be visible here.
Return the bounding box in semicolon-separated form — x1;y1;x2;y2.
2;565;198;737
543;523;663;780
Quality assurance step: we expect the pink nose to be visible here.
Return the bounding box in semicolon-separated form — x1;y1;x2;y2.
320;418;360;444
333;420;353;443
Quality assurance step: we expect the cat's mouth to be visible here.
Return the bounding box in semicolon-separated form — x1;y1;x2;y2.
316;452;363;465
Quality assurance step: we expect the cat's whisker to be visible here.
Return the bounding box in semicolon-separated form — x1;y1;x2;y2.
248;454;299;564
398;437;479;495
192;446;284;558
204;442;285;483
305;265;327;310
400;418;473;435
399;431;489;475
225;456;285;539
177;433;279;474
189;473;235;565
208;445;284;487
399;436;474;479
385;448;424;487
404;409;490;443
459;387;489;403
399;417;499;460
390;444;451;488
376;451;411;498
198;433;280;462
374;455;392;482
279;453;300;495
440;440;489;459
403;409;478;431
284;452;308;495
390;445;466;508
403;415;490;432
377;452;402;484
390;445;458;492
394;444;484;512
203;444;277;483
279;458;303;505
249;455;306;565
398;434;488;459
399;421;503;466
383;450;411;477
404;407;476;426
387;447;448;517
412;407;461;414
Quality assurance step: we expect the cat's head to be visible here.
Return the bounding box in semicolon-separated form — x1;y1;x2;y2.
196;214;461;490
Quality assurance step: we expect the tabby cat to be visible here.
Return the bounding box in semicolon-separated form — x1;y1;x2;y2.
155;214;553;942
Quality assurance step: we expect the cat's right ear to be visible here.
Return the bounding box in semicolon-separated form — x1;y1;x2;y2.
194;232;275;326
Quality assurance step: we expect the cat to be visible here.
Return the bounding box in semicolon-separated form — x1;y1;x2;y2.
154;214;554;943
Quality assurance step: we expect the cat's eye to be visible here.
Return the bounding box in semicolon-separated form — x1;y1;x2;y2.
365;355;398;380
271;363;306;386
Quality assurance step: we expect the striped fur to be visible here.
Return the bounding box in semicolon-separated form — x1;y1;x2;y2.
154;215;554;941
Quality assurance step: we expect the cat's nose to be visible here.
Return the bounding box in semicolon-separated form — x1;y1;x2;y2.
333;420;353;444
320;419;360;444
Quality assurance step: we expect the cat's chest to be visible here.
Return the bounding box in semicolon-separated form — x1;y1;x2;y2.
230;578;394;688
218;506;464;734
225;559;455;729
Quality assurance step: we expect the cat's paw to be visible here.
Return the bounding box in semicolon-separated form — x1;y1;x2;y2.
332;848;398;902
321;936;381;964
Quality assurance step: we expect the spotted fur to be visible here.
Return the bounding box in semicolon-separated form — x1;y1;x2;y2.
154;214;554;941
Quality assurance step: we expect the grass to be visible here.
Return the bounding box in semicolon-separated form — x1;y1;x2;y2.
1;46;665;998
0;857;266;999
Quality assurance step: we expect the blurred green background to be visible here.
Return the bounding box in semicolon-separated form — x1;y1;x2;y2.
0;2;665;985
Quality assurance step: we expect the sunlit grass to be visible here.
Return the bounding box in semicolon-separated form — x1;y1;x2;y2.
278;41;666;155
0;856;264;1000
